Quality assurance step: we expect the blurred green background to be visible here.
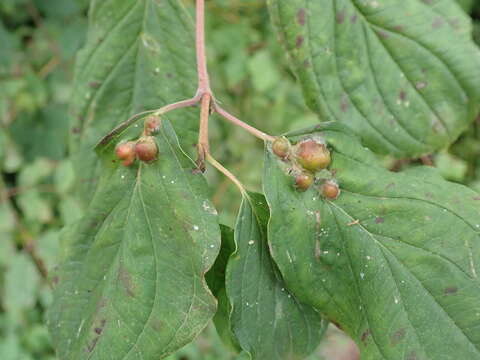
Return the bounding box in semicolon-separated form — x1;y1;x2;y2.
0;0;479;359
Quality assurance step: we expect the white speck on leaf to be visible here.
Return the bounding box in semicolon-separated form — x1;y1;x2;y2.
248;240;254;245
193;225;199;231
360;272;365;279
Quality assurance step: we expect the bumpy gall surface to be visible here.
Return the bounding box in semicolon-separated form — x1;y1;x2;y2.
144;116;161;135
295;140;331;172
322;180;340;200
135;136;158;162
272;137;290;159
295;172;314;191
115;141;136;166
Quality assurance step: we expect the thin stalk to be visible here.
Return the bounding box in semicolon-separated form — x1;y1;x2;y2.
196;0;210;93
196;93;211;171
214;104;275;142
206;153;246;195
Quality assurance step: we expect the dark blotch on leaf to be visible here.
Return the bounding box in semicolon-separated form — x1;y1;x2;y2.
390;328;406;346
86;337;99;353
432;17;443;29
407;351;418;360
297;8;306;25
118;265;135;297
340;94;349;112
361;329;371;343
399;91;407;101
378;30;389;38
336;11;345;24
89;81;101;89
296;35;304;48
350;15;357;24
375;217;385;224
444;286;458;295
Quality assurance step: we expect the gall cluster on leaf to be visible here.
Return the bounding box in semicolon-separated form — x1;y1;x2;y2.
295;139;331;173
321;180;340;200
273;135;340;199
115;117;160;166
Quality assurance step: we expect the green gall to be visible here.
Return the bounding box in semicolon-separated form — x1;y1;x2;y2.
295;172;314;192
295;140;331;172
272;137;291;159
322;180;340;200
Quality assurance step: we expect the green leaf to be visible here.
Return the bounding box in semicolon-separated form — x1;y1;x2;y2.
69;0;197;206
455;0;475;13
226;192;326;359
3;253;41;314
47;120;221;360
268;0;480;157
205;225;241;353
264;122;480;359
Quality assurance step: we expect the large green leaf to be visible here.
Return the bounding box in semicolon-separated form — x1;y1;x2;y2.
47;120;220;360
263;122;480;359
226;192;326;359
268;0;480;157
70;0;197;205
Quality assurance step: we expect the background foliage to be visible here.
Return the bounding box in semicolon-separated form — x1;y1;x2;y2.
0;0;479;359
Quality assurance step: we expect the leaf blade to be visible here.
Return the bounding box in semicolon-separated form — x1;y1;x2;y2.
48;120;220;360
263;122;480;359
268;0;480;157
226;192;326;360
70;0;197;206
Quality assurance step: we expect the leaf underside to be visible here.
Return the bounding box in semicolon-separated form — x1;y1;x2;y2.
48;120;221;360
70;0;197;206
264;122;480;360
225;193;326;359
268;0;480;157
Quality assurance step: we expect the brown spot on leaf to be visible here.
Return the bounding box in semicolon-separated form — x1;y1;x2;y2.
297;8;306;25
118;265;135;297
361;329;371;343
340;94;349;112
150;318;163;332
390;328;406;346
444;286;458;295
407;351;418;360
432;17;443;29
393;25;404;32
416;81;427;90
86;337;99;353
89;81;101;89
399;91;407;101
449;18;460;30
71;127;81;134
52;276;59;285
473;196;480;201
336;11;345;24
375;217;385;224
350;14;358;24
377;30;389;38
296;35;304;48
303;59;311;68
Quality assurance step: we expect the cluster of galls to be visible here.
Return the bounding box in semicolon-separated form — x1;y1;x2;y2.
272;137;340;200
115;116;160;166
